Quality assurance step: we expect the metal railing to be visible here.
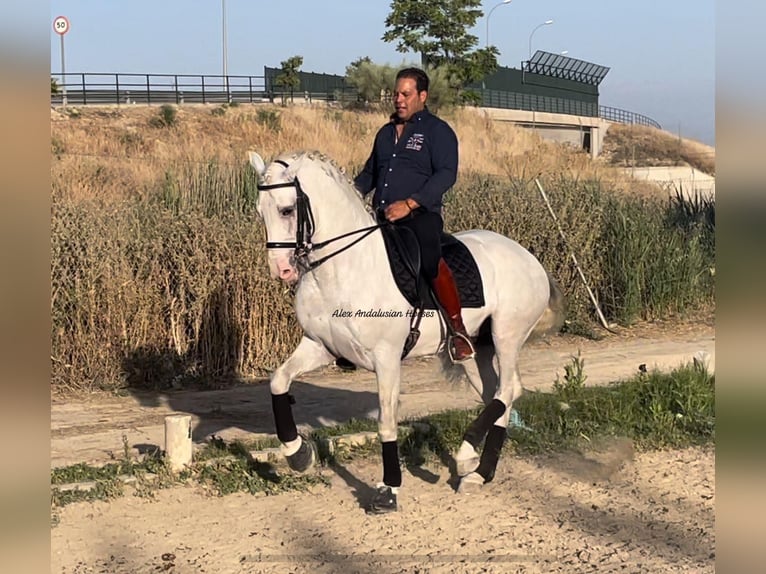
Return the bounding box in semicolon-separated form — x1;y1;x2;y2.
50;72;662;130
50;73;357;106
599;105;661;129
480;88;598;117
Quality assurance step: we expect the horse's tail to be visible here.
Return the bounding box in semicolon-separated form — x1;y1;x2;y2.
529;272;566;340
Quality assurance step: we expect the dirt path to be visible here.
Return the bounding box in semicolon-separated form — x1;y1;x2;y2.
51;446;715;573
51;322;715;573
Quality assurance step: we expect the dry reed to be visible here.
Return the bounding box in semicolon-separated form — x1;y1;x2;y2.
50;105;714;394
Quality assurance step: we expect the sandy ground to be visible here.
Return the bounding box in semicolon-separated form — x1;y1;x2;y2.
51;321;715;573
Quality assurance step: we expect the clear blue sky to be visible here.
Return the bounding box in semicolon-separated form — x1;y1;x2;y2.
49;0;715;144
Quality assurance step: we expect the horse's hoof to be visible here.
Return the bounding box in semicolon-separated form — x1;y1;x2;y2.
455;441;480;476
285;436;316;473
366;485;398;514
457;471;486;495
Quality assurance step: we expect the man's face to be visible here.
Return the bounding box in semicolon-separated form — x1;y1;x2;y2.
393;77;427;122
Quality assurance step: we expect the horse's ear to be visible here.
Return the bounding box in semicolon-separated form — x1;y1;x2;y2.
247;151;266;175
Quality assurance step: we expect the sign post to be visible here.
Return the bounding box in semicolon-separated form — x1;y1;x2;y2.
53;16;70;106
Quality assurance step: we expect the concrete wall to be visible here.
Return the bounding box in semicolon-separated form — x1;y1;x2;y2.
624;166;715;199
469;107;612;159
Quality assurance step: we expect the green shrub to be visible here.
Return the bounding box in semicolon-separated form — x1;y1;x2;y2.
150;104;178;128
255;109;281;132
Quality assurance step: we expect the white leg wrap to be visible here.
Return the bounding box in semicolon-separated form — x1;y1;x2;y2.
455;440;480;476
280;436;302;457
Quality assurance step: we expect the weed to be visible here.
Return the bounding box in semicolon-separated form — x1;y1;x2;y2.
150;104;177;128
310;418;379;439
117;130;144;150
552;352;587;400
255;109;281;132
511;360;715;453
51;478;124;507
193;435;328;497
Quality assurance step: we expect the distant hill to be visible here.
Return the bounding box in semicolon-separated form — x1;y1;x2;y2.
601;124;715;176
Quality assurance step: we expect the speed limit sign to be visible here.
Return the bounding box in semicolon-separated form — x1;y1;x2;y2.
53;16;69;35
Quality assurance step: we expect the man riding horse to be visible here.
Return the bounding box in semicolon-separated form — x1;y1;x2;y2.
354;67;476;363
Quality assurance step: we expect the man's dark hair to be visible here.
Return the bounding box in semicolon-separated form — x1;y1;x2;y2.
396;67;429;93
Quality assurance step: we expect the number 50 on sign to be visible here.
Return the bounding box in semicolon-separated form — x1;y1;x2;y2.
53;16;69;35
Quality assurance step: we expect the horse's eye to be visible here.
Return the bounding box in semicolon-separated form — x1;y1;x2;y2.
279;206;295;217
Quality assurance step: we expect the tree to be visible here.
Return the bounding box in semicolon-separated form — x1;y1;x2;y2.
382;0;499;100
51;77;60;95
345;58;397;107
274;55;303;103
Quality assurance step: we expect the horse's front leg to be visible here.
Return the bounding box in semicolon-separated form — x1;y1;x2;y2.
271;335;334;472
367;346;403;514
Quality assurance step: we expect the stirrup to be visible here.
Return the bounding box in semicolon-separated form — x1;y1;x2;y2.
447;332;476;363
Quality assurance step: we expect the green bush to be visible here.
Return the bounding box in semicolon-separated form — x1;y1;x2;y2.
150;104;178;128
255;109;281;132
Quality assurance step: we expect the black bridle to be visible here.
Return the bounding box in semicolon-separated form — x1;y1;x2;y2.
258;159;384;272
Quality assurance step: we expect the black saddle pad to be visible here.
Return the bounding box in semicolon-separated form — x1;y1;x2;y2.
380;225;485;310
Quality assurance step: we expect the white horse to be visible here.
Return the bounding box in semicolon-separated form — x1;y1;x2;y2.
248;149;564;512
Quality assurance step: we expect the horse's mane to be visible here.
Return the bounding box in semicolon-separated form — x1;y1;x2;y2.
267;150;367;204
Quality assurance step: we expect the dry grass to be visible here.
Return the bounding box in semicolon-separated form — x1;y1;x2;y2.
51;104;666;202
601;123;715;175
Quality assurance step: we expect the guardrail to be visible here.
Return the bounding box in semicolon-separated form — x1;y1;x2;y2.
50;72;662;130
599;105;661;129
50;73;357;106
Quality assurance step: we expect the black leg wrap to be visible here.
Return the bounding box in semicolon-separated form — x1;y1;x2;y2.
382;441;402;487
463;399;506;449
285;435;316;473
271;392;298;443
476;425;507;483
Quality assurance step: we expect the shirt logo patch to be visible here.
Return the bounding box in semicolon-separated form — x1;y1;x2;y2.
405;133;424;151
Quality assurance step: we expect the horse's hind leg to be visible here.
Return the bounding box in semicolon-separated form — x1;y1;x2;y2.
456;324;526;487
270;336;334;472
458;401;513;494
455;342;498;476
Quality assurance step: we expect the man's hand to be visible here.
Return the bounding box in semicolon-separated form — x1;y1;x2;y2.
384;199;418;222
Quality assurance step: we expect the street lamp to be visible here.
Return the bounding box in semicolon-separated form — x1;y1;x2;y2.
486;0;512;48
222;0;228;78
528;19;554;60
560;50;569;56
222;0;230;101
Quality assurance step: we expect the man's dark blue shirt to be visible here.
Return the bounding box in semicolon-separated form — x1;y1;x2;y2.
354;108;458;214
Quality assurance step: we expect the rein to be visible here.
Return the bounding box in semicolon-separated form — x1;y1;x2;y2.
258;159;385;271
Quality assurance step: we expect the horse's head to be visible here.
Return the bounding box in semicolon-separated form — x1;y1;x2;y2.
249;150;372;285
